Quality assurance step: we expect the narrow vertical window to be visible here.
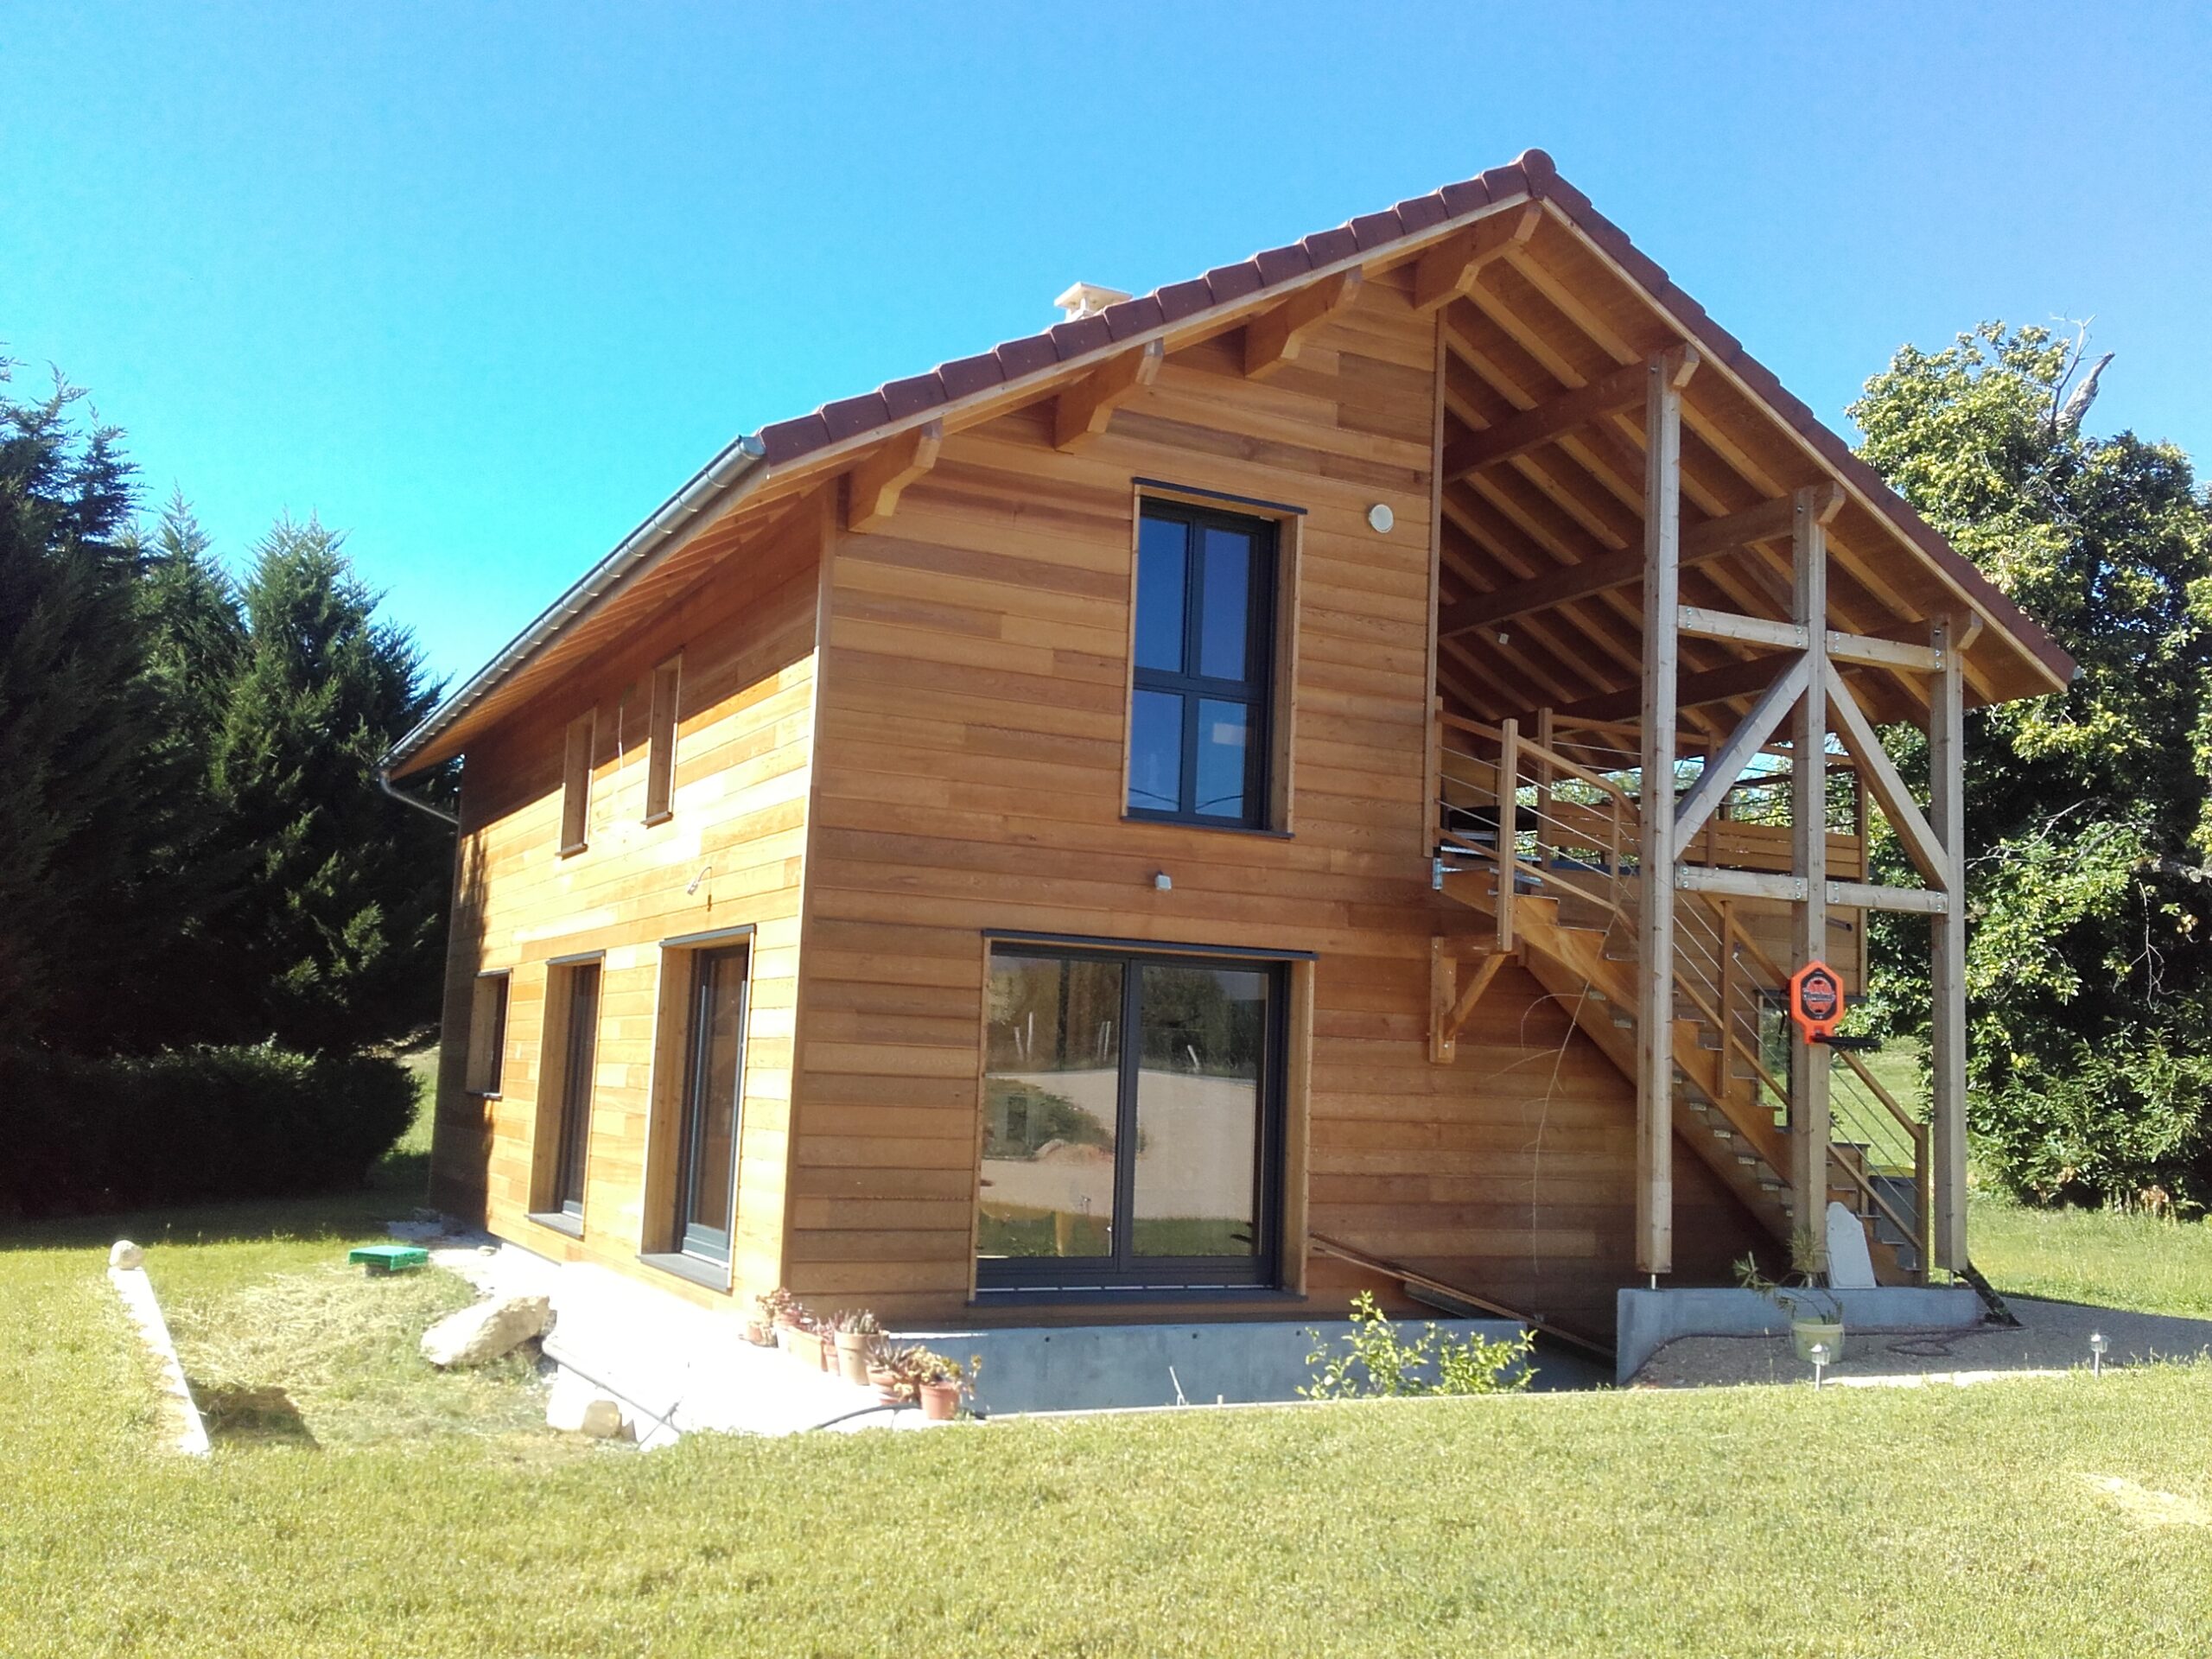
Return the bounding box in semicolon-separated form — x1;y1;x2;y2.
551;963;601;1219
1127;502;1276;828
644;656;682;824
465;972;509;1095
560;710;594;855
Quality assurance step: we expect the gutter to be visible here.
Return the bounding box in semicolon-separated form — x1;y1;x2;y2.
379;430;772;776
377;765;459;827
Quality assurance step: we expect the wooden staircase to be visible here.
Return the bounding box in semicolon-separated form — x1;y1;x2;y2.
1441;873;1802;1248
1430;710;1928;1285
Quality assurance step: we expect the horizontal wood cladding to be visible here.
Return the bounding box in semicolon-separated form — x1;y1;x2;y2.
429;499;828;1307
786;280;1767;1332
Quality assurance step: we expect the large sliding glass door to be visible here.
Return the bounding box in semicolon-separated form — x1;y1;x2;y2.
977;944;1283;1291
673;945;749;1263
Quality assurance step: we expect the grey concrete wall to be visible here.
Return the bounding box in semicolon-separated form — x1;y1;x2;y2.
1615;1287;1984;1383
898;1318;1533;1415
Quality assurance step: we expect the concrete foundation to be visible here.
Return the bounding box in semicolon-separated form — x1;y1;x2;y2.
900;1318;1537;1415
1614;1286;1984;1383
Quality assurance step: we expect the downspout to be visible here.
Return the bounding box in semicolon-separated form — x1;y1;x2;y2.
378;764;460;827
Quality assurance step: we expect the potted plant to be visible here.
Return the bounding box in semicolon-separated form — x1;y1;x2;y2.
830;1309;880;1387
1734;1230;1847;1365
902;1348;981;1421
866;1340;906;1404
746;1288;791;1347
785;1309;827;1371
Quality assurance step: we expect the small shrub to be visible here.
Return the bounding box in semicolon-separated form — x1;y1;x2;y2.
1300;1292;1535;1399
0;1045;415;1217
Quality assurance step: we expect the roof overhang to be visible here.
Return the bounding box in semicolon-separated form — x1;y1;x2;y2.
384;149;2072;779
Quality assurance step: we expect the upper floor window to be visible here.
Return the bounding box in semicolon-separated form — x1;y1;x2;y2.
560;710;594;855
644;656;682;825
1126;502;1276;828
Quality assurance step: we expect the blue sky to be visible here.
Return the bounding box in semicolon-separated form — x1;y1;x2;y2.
6;3;2208;690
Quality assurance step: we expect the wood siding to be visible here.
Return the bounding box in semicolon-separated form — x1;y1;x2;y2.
785;274;1767;1332
430;500;826;1306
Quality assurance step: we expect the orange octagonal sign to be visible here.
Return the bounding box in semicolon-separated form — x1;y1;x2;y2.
1788;960;1844;1046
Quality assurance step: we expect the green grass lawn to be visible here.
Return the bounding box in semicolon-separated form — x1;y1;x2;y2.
6;1068;2212;1655
1970;1192;2212;1319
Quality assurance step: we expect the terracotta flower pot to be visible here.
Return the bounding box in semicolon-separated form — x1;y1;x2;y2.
836;1332;872;1387
744;1319;773;1347
918;1379;960;1421
867;1364;900;1404
789;1329;823;1370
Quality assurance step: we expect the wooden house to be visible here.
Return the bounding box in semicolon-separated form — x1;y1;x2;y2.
380;150;2071;1351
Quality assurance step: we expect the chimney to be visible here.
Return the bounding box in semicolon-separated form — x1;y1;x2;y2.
1054;282;1132;323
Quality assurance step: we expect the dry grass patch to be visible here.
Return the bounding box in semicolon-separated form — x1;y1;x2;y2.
165;1261;558;1449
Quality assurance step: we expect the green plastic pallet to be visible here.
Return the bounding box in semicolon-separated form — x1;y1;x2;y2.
348;1243;429;1274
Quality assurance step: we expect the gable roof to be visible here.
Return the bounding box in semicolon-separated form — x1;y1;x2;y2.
383;148;2073;778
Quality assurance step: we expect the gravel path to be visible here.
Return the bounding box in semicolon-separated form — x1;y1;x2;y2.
1630;1295;2212;1389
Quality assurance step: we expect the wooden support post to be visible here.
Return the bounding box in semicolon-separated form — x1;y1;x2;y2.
1534;707;1555;874
1928;616;1969;1271
1789;486;1832;1268
1495;717;1519;954
1637;346;1694;1277
1429;939;1459;1066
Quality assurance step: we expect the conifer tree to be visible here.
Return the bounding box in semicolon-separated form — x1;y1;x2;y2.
205;517;451;1052
0;363;179;1052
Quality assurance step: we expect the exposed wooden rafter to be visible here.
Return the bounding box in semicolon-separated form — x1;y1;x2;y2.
1440;353;1673;482
1052;340;1163;452
1244;269;1363;379
1408;203;1541;314
842;419;943;534
1550;652;1791;724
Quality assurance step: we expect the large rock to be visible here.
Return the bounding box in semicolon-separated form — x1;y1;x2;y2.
546;1370;629;1439
421;1294;552;1368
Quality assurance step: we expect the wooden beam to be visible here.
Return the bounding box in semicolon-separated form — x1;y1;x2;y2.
1827;880;1947;915
1670;652;1811;847
1408;202;1540;314
1789;485;1832;1268
1552;652;1796;724
842;419;943;534
1431;945;1510;1065
1678;607;1808;652
1442;355;1669;480
1827;672;1948;888
1244;270;1363;379
1637;347;1690;1278
1052;340;1163;452
1440;482;1815;639
1826;631;1946;673
1928;617;1968;1270
1680;484;1843;562
1675;866;1808;902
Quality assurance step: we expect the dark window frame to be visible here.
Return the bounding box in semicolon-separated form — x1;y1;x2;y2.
1126;500;1278;830
466;972;510;1096
550;962;601;1219
976;943;1287;1294
671;944;751;1266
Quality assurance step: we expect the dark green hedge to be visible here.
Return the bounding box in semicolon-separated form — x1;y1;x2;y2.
0;1046;415;1217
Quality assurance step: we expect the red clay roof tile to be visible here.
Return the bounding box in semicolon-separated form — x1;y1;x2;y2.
723;147;2068;684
